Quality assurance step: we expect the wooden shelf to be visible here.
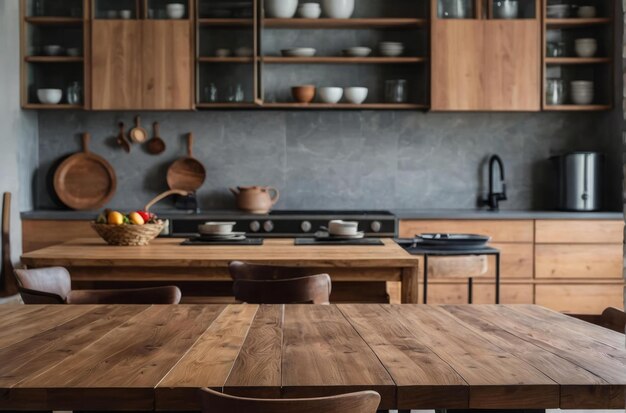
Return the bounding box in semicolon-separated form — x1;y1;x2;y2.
263;18;427;29
23;103;84;110
198;18;253;26
24;17;83;25
545;57;612;65
262;102;427;110
263;56;427;64
198;57;254;63
544;104;612;111
25;56;84;63
196;102;258;109
545;17;612;27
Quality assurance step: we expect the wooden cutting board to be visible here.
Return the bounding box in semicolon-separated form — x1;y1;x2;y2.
53;133;117;210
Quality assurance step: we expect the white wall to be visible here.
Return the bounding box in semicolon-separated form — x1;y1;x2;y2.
0;0;39;298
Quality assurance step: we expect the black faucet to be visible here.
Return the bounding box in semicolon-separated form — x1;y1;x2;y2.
485;155;507;211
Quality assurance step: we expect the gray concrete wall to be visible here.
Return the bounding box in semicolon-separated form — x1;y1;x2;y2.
0;1;39;267
36;110;620;211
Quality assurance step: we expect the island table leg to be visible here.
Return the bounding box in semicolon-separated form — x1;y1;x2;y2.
401;266;419;304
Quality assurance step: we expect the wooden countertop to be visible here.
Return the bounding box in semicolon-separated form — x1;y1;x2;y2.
21;237;419;268
0;304;624;411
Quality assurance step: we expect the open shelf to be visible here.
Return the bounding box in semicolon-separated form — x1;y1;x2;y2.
544;104;612;111
25;56;84;63
546;17;612;27
22;103;84;110
261;102;428;110
198;18;253;26
545;57;611;64
24;17;83;25
264;18;427;29
198;57;254;63
196;102;258;109
262;57;427;64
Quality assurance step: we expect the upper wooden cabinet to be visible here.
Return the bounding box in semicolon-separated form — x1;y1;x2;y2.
431;0;541;111
91;20;192;110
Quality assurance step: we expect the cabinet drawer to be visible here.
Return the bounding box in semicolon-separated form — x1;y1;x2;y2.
488;243;533;279
536;284;624;314
535;220;623;244
535;244;623;279
423;282;533;304
399;220;534;243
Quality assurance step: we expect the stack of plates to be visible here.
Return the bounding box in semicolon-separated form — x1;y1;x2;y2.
197;232;246;241
315;231;365;240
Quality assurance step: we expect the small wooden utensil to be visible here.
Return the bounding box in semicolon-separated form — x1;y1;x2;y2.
147;121;166;155
129;116;148;143
166;133;206;192
116;122;130;153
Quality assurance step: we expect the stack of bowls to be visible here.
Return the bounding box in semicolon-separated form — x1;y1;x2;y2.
570;81;594;105
166;3;185;19
575;38;597;57
298;3;322;18
322;0;355;18
265;0;298;18
577;5;596;17
379;42;404;57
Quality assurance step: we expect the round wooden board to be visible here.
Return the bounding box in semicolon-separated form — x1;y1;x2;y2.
53;134;117;210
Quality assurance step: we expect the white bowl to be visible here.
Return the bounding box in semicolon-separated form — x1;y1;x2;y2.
343;47;371;57
43;45;64;56
265;0;298;18
67;48;81;57
166;3;185;19
329;220;358;235
37;89;63;104
215;48;231;57
547;4;569;18
571;80;594;89
198;221;236;235
575;38;597;57
322;0;354;18
318;87;343;103
105;10;118;18
344;87;368;104
572;92;594;105
281;47;317;57
235;47;253;57
577;5;596;17
298;3;322;18
119;9;132;19
380;45;404;57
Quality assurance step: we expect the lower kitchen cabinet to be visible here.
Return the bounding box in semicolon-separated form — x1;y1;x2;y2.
423;282;533;304
22;220;94;253
536;284;624;314
535;244;623;279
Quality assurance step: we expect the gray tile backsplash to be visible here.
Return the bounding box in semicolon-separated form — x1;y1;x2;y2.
36;110;619;211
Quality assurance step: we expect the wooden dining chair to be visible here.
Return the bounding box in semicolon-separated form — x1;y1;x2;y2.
229;261;332;304
15;267;182;304
233;274;332;304
200;388;380;413
0;193;18;297
599;307;626;333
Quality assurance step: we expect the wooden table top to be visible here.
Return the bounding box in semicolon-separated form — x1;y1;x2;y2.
20;237;418;268
0;304;624;411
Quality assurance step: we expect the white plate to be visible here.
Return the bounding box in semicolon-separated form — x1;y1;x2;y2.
199;232;246;240
316;231;365;240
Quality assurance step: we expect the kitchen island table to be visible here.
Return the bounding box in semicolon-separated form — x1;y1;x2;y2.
20;238;421;304
0;304;624;411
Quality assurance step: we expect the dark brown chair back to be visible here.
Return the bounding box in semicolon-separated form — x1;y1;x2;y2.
229;261;320;281
200;388;380;413
1;193;18;297
233;274;332;304
14;267;72;304
600;307;626;334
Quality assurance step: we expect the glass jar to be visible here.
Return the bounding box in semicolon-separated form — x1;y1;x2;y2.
66;81;82;105
546;78;566;105
546;41;566;57
204;83;218;102
385;80;408;103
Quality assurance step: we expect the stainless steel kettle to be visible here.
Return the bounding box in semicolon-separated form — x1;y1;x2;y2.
551;152;604;211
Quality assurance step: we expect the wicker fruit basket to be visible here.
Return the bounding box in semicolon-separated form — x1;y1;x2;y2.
91;221;165;246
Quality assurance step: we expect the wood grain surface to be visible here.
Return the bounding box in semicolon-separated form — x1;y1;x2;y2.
0;304;624;411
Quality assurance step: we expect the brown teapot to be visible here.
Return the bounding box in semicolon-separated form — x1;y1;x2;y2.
229;186;280;214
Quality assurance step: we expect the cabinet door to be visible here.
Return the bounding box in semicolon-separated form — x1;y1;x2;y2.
142;21;193;110
482;20;540;111
431;20;484;111
91;21;143;110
